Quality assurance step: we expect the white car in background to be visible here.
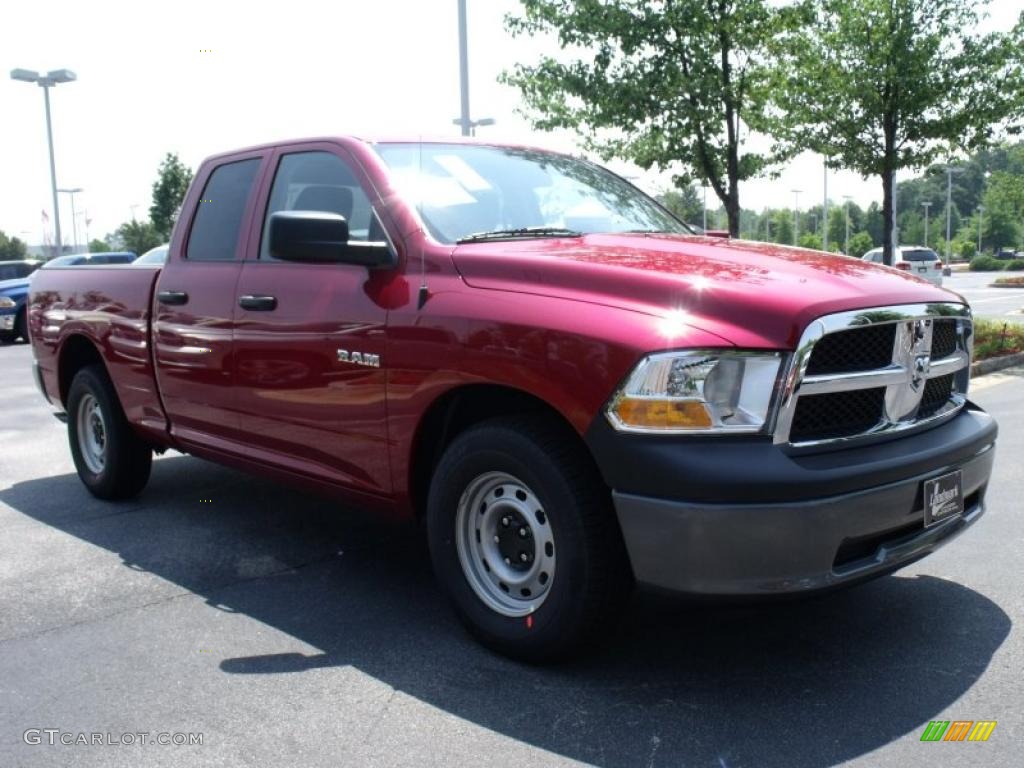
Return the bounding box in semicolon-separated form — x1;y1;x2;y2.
862;246;944;286
133;244;169;266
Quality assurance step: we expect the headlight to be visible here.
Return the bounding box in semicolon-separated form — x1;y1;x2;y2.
0;297;16;309
607;350;784;434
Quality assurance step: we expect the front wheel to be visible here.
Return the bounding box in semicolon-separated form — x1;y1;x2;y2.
67;364;152;499
427;416;632;661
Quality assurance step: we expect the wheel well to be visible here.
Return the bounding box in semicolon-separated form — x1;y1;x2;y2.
409;384;590;518
58;335;104;408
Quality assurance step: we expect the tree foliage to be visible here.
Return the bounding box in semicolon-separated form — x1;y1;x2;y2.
0;230;29;261
657;185;704;226
150;153;193;241
503;0;793;236
116;220;162;257
88;238;111;253
775;0;1024;264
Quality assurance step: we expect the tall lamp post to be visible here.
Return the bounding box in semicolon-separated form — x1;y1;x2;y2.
452;0;494;136
791;189;802;245
10;68;77;256
944;165;962;263
921;201;932;249
58;187;83;253
842;195;853;255
976;205;984;255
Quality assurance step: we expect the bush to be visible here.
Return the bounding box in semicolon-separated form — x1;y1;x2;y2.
969;255;1005;271
973;318;1024;360
1003;259;1024;271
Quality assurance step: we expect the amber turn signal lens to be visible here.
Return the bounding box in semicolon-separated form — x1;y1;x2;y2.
613;398;713;430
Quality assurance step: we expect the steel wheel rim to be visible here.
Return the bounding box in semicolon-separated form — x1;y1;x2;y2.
455;471;556;617
76;393;107;474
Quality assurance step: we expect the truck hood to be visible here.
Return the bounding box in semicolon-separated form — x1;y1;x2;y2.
451;233;963;349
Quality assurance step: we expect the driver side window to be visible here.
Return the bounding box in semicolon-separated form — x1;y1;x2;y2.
259;151;375;260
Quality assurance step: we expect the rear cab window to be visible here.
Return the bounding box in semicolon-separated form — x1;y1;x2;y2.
186;158;262;261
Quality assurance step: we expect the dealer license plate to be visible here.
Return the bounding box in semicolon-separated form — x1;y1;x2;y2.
923;470;964;527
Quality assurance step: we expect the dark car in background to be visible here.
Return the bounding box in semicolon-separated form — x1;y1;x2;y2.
2;253;135;343
0;260;42;281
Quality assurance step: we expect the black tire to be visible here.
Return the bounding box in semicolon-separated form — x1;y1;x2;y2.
13;308;27;342
0;331;13;344
67;364;152;500
427;415;632;662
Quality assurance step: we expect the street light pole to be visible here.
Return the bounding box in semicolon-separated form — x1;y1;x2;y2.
842;195;852;254
11;68;76;257
921;201;932;249
702;186;708;231
451;0;494;137
944;165;961;263
822;162;828;250
792;189;802;245
58;187;83;252
976;206;984;255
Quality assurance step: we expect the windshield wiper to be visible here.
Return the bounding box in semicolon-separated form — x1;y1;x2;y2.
456;226;583;244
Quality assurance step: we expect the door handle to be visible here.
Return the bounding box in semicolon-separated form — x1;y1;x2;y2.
157;290;189;306
238;295;278;311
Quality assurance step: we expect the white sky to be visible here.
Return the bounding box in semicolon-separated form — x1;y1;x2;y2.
2;0;1022;245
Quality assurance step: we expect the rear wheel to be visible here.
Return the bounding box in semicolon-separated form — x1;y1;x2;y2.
67;364;152;499
427;416;632;661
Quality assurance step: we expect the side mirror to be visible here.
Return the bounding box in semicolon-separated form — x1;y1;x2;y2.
268;211;394;268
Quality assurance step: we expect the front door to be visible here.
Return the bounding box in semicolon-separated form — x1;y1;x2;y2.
231;146;392;495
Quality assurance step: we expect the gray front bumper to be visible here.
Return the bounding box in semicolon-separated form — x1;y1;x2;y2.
613;443;994;596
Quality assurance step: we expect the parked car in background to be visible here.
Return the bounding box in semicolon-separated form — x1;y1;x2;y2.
133;245;169;266
0;260;42;281
0;277;31;343
42;252;136;268
862;246;944;286
994;248;1017;261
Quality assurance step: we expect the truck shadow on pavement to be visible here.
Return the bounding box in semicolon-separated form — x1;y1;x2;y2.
2;454;1011;768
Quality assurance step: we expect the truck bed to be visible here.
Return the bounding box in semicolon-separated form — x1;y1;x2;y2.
29;265;169;439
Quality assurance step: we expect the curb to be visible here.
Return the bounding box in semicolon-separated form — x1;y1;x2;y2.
971;351;1024;377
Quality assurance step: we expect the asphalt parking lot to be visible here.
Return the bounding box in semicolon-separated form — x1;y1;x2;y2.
1;338;1021;768
946;269;1024;324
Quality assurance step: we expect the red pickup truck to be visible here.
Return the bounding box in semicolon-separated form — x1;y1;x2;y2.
28;137;997;660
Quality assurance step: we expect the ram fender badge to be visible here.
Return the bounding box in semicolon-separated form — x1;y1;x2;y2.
337;349;380;368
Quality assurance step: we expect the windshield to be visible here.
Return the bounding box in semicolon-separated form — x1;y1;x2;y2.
374;143;690;245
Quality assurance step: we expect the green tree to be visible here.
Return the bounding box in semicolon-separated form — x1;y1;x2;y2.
503;0;795;237
0;230;29;261
88;238;111;253
116;220;162;256
772;209;794;244
848;231;875;258
981;171;1024;249
150;152;193;241
657;185;704;226
776;0;1024;265
828;207;847;251
798;231;822;250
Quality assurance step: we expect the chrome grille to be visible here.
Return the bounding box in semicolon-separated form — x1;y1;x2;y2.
774;303;972;447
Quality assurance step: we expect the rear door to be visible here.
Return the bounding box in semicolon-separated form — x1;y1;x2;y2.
230;144;392;495
153;152;266;446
